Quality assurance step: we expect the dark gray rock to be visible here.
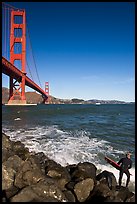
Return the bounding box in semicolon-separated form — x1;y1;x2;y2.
66;164;77;175
2;133;13;150
12;140;30;160
32;152;49;174
65;181;76;191
87;183;112;202
97;176;117;190
116;186;135;202
2;133;30;162
45;159;71;190
2;133;14;162
63;190;76;202
71;162;97;182
4;185;19;200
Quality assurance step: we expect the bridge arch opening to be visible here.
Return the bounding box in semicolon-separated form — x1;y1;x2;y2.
14;28;22;38
14;15;23;24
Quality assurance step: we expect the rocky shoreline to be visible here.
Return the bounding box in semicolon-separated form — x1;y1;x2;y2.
2;133;135;202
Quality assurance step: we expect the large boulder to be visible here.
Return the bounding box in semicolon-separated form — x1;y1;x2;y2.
96;171;117;190
2;133;14;162
88;183;135;202
11;179;68;202
115;186;135;202
71;162;97;182
2;164;16;190
74;178;94;202
2;133;30;162
2;133;13;150
2;155;24;199
87;182;112;202
12;140;30;160
3;155;24;172
14;156;46;189
32;152;49;174
45;159;71;190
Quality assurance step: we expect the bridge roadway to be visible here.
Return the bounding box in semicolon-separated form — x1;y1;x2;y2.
2;57;48;100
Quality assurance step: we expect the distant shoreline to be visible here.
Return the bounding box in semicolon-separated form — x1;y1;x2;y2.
2;87;134;105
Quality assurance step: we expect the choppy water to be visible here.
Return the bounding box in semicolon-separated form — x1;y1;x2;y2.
2;104;135;192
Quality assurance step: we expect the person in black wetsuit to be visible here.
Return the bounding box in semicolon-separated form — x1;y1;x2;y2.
96;170;114;190
117;152;132;188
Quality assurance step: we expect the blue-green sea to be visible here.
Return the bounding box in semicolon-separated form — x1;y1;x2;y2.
2;104;135;192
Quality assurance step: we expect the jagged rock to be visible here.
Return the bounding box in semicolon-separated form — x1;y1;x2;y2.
88;183;135;202
2;164;16;190
3;155;24;172
87;183;112;202
126;193;135;202
11;179;68;202
2;133;13;150
97;177;117;191
2;133;14;162
2;133;29;161
2;149;14;163
2;155;24;199
10;185;41;202
32;152;49;174
116;186;135;202
74;178;94;202
14;156;46;189
104;196;123;202
45;159;71;190
12;140;30;160
71;162;97;182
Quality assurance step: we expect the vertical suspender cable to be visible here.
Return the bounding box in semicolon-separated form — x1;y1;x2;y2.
4;5;6;57
26;22;42;88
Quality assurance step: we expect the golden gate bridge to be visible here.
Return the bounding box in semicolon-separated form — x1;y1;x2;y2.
2;2;49;105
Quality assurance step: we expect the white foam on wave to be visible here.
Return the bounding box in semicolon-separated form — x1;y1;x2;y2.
2;125;135;192
14;117;21;121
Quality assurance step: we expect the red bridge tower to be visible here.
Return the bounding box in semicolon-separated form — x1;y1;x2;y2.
8;10;26;105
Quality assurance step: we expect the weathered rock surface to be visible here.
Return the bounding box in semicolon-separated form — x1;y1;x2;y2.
74;178;94;202
11;179;68;202
2;133;135;202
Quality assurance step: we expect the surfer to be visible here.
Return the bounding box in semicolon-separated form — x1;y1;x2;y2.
117;152;132;188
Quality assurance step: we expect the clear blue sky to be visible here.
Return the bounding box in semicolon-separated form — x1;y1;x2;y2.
2;2;135;102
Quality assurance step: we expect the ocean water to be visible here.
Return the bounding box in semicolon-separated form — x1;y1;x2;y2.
2;104;135;192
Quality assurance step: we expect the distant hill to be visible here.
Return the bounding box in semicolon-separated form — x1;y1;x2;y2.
2;87;133;104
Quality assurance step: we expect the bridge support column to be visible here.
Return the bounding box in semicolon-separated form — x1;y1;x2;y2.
45;82;49;104
8;9;27;105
